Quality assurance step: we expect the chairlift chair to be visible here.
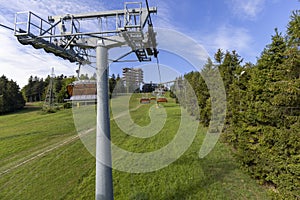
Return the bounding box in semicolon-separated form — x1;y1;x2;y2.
150;97;156;101
157;97;168;103
140;93;151;104
140;97;151;104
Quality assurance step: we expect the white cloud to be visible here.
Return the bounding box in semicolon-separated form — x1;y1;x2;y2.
152;1;177;30
213;25;252;51
190;24;257;63
0;0;105;18
156;27;209;72
228;0;266;19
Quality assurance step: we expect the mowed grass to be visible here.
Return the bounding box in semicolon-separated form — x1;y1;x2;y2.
0;99;271;199
0;103;77;171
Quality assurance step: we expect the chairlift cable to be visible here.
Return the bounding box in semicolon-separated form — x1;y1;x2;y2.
145;0;153;26
156;55;162;85
0;23;16;32
155;52;168;103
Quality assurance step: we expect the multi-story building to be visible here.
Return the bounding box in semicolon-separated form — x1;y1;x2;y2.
122;67;143;92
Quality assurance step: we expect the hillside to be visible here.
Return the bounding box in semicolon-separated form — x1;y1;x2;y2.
0;101;271;199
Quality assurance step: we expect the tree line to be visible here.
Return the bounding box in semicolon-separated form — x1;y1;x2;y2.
2;69;158;114
21;74;76;104
21;73;127;104
0;75;25;114
175;10;299;198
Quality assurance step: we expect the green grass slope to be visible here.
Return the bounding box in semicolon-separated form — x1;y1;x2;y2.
0;101;271;199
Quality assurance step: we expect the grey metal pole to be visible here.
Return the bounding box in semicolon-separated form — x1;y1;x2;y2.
96;40;114;200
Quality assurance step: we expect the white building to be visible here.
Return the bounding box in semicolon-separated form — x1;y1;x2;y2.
122;68;143;92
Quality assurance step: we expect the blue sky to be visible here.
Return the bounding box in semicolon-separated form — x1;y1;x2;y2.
0;0;299;87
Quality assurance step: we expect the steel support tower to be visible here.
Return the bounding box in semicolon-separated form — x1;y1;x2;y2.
14;2;158;200
43;67;56;110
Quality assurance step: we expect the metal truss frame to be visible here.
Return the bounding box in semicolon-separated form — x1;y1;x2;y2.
14;2;158;64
